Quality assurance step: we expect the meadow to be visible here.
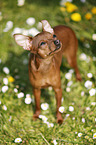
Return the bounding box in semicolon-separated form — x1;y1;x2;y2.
0;0;96;144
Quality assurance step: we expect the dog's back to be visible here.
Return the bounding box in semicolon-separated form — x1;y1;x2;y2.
53;25;78;67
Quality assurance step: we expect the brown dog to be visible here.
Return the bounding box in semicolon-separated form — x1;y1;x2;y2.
14;20;81;124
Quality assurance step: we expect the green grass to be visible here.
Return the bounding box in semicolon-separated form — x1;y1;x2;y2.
0;0;96;144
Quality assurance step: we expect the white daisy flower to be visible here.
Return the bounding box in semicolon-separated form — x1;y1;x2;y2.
39;115;48;122
65;114;70;120
93;133;96;139
48;86;53;91
17;92;24;98
2;86;8;93
82;118;85;123
3;78;8;85
65;72;72;80
12;27;23;35
37;22;42;30
22;29;29;36
26;94;31;98
3;21;13;32
78;133;82;137
17;0;25;6
3;27;9;32
67;81;73;87
59;106;65;113
87;73;93;78
92;34;96;41
53;139;57;145
91;102;96;106
66;114;70;117
81;91;84;96
28;28;40;37
25;97;32;104
69;69;74;74
41;103;49;110
2;105;7;111
86;107;90;111
26;17;35;26
14;88;18;93
60;0;72;6
69;106;74;112
47;122;54;128
66;87;71;92
84;80;92;89
79;53;87;61
72;117;75;120
14;138;22;143
6;21;13;29
89;88;96;96
3;67;9;74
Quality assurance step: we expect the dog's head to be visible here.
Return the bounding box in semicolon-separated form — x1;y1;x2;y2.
14;20;61;59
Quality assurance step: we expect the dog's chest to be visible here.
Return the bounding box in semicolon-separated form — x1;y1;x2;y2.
29;59;60;88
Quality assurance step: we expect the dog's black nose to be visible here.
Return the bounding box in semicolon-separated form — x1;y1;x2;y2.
54;40;60;46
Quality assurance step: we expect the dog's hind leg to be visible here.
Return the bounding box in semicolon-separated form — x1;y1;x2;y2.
67;55;82;81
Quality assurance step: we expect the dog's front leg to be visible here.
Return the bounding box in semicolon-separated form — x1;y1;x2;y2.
53;87;63;124
33;88;41;119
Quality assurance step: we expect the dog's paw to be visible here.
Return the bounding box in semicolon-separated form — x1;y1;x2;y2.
76;74;82;82
57;113;63;124
57;118;63;124
33;114;39;120
33;111;40;120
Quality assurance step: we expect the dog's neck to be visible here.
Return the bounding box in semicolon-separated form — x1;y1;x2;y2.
34;54;53;71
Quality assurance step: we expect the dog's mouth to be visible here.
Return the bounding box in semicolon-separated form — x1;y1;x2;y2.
48;44;61;55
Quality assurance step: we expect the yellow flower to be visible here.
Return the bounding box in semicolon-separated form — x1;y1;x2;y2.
65;2;72;7
65;2;78;13
91;7;96;14
71;13;81;22
85;13;92;20
8;76;15;82
60;7;66;12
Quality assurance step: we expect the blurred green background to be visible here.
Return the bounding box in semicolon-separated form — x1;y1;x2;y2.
0;0;96;144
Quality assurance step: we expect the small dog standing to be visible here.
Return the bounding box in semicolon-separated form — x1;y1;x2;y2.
14;20;81;124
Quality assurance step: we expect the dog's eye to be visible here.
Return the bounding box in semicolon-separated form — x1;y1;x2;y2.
53;35;56;38
40;42;46;46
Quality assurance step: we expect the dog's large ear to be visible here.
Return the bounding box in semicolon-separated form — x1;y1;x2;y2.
14;34;33;51
41;20;54;34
